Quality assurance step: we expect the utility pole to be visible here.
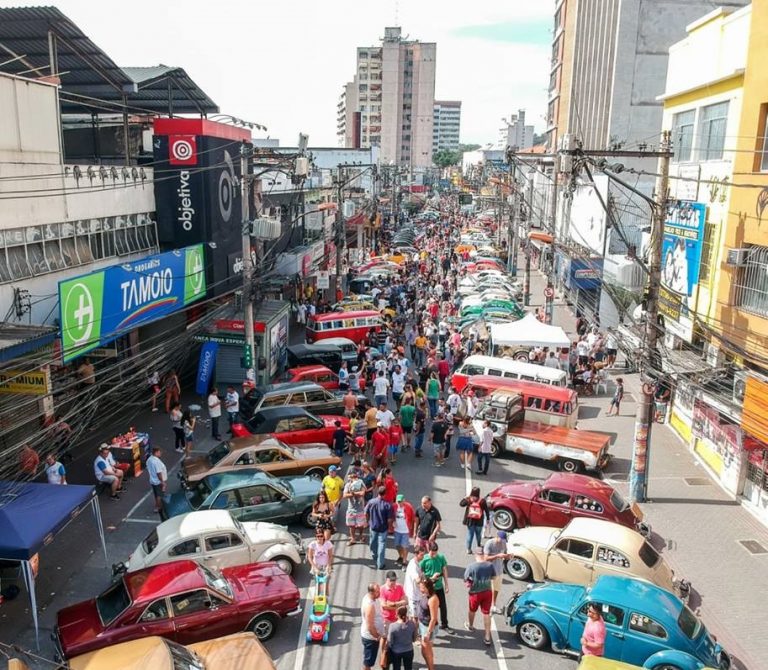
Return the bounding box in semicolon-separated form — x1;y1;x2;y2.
523;170;534;307
508;160;519;276
335;165;345;288
544;153;560;324
240;142;256;387
630;130;672;503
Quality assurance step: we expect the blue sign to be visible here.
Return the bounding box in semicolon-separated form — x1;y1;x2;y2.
569;258;603;291
661;201;706;297
58;245;206;362
195;341;219;395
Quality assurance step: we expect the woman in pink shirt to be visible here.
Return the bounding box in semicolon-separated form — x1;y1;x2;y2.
581;603;606;656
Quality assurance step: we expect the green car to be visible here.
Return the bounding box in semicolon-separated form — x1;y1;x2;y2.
164;470;321;527
484;299;525;318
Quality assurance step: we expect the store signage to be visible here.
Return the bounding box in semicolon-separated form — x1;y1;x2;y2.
193;334;243;346
58;245;206;363
569;258;602;290
0;369;48;395
742;376;768;446
169;135;197;166
316;271;330;289
214;319;266;334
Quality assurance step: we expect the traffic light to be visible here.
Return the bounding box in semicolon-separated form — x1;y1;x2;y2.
241;344;253;369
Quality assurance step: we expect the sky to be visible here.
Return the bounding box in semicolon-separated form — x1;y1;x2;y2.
6;0;553;147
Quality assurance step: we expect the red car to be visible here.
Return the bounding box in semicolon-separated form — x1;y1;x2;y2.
279;364;366;391
54;559;300;659
232;406;350;447
486;473;648;534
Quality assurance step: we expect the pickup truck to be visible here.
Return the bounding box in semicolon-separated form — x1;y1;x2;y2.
472;391;611;473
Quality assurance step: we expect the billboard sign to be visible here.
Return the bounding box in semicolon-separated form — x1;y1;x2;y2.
59;245;206;362
569;258;603;290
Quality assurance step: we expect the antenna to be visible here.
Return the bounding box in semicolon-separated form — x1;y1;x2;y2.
395;0;399;26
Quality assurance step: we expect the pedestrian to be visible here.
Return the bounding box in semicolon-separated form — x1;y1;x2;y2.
339;361;350;391
398;397;415;450
44;453;67;485
224;385;239;432
484;530;510;613
147;370;161;412
463;547;496;646
182;410;196;457
364;400;379;450
455;416;475;470
163;369;180;413
371;422;390;470
607;377;624;416
307;528;334;592
94;445;123;500
312;490;335;542
322;465;344;507
460;486;489;554
77;357;96;389
19;444;40;478
388;418;403;464
430;413;449;467
365;486;393;570
387;605;417;670
376;401;395;429
476;418;494;476
361;583;385;670
426;372;441;418
373;370;390;408
146;446;168;520
344;388;358;418
380;570;408;667
412;401;426;458
344;470;368;545
332;420;348;458
392;493;415;568
417;578;439;670
207;388;222;440
404;546;425;618
581;603;607;657
170;402;185;453
420;541;450;631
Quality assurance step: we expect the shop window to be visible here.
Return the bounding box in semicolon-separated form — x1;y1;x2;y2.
44;240;65;271
61;238;78;267
27;243;49;275
754;103;768;172
102;230;116;258
76;236;94;264
734;245;768;317
126;226;140;253
0;250;11;282
672;109;695;162
747;458;768;493
698;101;728;161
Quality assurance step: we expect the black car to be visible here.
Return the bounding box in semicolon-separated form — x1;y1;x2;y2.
286;343;343;372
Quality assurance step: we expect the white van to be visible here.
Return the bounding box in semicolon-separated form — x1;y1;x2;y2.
451;354;567;392
320;337;359;365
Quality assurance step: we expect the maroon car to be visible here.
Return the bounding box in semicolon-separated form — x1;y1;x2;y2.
486;473;648;534
54;559;300;659
231;406;349;447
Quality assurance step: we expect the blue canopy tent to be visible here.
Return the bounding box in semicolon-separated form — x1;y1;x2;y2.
0;482;108;648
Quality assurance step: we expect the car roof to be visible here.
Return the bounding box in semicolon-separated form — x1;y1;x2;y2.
157;510;238;543
288;365;334;375
287;343;342;355
206;470;273;489
564;517;644;548
321;337;357;347
255;381;326;394
589;575;682;614
544;472;615;495
68;636;173;670
253;405;313;419
124;560;206;603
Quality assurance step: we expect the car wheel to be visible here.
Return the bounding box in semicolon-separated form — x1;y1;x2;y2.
272;555;295;575
304;467;325;479
490;439;503;458
493;508;517;532
249;613;277;641
514;352;530;362
558;458;583;473
517;620;549;650
651;665;683;670
300;507;316;528
505;556;532;581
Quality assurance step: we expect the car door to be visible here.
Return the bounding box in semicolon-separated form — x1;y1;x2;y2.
132;597;175;641
170;589;233;643
231;483;287;522
567;601;627;659
304;389;330;413
166;538;202;563
233;450;256;469
289;415;328;445
315;371;337;390
545;537;596;584
623;611;671;663
530;489;573;527
202;532;248;570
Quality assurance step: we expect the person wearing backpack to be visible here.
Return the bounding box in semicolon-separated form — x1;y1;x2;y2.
460;486;490;554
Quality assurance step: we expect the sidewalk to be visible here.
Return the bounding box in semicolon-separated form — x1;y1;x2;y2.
528;265;767;670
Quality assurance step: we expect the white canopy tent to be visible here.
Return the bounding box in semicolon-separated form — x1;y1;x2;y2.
489;313;571;350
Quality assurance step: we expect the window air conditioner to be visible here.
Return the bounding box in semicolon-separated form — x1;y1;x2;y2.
725;248;750;267
733;370;748;405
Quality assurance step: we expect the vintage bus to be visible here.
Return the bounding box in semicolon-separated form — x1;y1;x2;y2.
451;354;568;393
306;310;382;345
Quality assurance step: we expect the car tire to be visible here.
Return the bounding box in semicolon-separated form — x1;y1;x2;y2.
304;467;325;479
514;352;530;362
249;613;278;641
505;556;532;581
651;666;683;670
516;620;549;650
558;458;583;473
490;439;503;458
492;508;517;532
272;555;296;575
300;507;316;528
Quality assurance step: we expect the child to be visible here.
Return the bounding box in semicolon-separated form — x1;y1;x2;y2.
389;418;403;465
607;377;624;416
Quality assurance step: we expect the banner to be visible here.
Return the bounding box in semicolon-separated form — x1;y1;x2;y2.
58;245;206;362
0;370;48;395
195;341;219;395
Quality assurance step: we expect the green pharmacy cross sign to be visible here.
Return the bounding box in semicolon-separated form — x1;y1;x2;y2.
59;245;206;362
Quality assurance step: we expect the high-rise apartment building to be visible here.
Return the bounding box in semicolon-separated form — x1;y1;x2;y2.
433;100;461;153
499;109;534;150
339;27;436;168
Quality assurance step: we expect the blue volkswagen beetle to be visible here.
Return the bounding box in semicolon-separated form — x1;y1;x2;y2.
507;575;728;670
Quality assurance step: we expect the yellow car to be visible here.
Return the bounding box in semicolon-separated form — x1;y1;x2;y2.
578;658;717;670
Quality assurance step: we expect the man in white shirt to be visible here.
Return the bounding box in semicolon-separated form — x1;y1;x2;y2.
576;337;591;364
373;371;390;408
94;445;123;500
404;546;426;618
391;365;406;405
446;388;462;417
225;386;239;433
45;454;67;485
208;389;222;440
477;419;494;476
376;402;395;429
146;446;168;520
544;351;561;369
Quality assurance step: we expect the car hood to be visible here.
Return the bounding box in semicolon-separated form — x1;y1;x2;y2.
56;599;104;654
293;443;334;459
281;475;323;499
241;521;299;546
509;526;559;550
165;489;195;517
516;581;585;614
223;563;298;603
187;633;275;670
490;481;539;502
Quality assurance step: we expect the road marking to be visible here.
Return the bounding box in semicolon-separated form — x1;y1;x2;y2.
125;490;153;519
292;581;316;670
123;518;159;524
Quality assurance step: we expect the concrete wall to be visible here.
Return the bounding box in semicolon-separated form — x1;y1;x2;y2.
410;42;436;168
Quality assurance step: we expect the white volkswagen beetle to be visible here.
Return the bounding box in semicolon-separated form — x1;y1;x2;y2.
114;509;304;577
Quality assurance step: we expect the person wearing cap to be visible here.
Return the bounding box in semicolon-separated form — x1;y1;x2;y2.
392;493;415;568
463;547;496;646
380;570;407;667
321;465;344;508
344;469;368;545
93;445;124;500
484;530;511;614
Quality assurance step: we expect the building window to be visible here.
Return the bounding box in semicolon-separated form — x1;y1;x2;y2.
734;245;768;317
755;103;768;172
672;109;695;162
698;101;728;161
699;221;718;284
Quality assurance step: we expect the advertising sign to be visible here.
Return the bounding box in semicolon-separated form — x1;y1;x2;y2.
0;370;48;395
59;245;206;362
569;258;603;291
195;341;219;395
316;271;330;290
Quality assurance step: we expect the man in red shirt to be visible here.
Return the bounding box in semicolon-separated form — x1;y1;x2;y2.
380;570;407;664
392;493;415;567
371;422;389;470
437;356;450;391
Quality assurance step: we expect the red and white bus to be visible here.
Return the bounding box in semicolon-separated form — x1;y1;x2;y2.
464;375;579;428
306;310;382;345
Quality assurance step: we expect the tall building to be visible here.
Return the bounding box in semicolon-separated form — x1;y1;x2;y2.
500;109;534;150
339;27;436;169
433;100;462;153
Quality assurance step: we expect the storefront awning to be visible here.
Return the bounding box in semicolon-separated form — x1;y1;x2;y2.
0;324;57;364
529;231;554;243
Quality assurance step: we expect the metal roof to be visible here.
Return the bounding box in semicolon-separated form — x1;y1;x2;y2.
0;6;218;115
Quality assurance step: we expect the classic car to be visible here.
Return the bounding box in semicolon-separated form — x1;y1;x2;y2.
576;657;717;670
116;509;304;576
164;470;320;527
279;364;367;392
54;559;301;658
505;517;676;593
66;633;277;670
507;575;728;670
239;382;346;417
231;406;350;447
181;435;341;484
487;473;647;534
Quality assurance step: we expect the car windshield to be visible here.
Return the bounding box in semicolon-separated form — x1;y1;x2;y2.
95;580;131;626
247;413;268;433
678;604;702;640
207;441;231;466
638;541;661;568
277;439;298;457
260;470;292;497
188;478;213;509
200;564;233;600
164;639;205;670
610;489;630;513
141;529;159;555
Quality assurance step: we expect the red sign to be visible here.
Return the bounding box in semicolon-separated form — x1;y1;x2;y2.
168;135;198;165
214;319;266;334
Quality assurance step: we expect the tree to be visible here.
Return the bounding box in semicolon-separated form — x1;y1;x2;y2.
433;149;461;168
458;143;481;153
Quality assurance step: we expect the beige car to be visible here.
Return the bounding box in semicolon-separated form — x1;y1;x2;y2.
505;517;677;592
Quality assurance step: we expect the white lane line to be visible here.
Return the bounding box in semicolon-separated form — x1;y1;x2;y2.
125;490;152;519
123;518;160;524
292;581;316;670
